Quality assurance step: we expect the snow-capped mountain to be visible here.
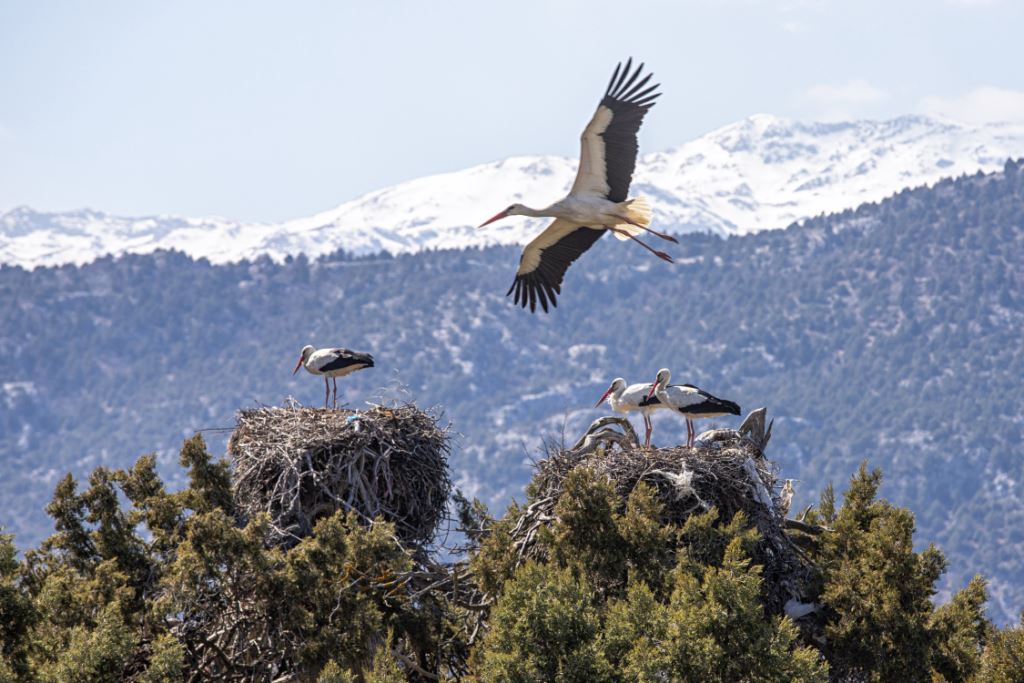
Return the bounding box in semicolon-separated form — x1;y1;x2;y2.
4;114;1024;268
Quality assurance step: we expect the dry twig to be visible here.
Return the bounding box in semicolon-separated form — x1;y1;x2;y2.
229;403;451;547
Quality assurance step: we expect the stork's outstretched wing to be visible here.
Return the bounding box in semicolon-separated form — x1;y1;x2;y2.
507;219;605;313
571;58;661;202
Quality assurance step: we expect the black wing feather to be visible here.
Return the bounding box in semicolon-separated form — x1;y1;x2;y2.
676;397;741;417
599;59;661;202
507;227;606;313
320;349;375;373
670;383;741;416
639;394;661;408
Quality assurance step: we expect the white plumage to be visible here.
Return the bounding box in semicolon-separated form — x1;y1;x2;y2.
292;344;374;408
647;368;742;447
595;377;666;448
478;59;676;313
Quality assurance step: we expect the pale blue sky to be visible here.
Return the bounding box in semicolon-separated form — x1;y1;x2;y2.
1;0;1022;221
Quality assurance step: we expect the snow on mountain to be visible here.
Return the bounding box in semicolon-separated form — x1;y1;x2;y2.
4;114;1024;268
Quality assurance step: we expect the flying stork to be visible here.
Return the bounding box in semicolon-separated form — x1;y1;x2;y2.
479;58;676;313
646;368;741;447
595;377;666;448
292;345;374;408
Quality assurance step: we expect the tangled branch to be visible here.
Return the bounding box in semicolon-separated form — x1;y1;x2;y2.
229;403;451;548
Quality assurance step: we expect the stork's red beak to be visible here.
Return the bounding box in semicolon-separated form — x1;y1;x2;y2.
595;388;612;408
646;382;658;400
292;357;303;375
478;210;509;228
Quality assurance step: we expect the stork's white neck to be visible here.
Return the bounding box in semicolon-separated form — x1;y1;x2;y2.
654;373;671;401
607;383;628;411
513;205;548;218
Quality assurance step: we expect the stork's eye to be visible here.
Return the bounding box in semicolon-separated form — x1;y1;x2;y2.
507;205;515;211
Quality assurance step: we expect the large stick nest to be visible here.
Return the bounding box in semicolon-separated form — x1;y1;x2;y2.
228;402;451;548
510;411;816;615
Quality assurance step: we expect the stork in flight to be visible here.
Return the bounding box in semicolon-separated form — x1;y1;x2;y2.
479;59;676;313
292;345;374;408
646;368;741;447
595;377;666;448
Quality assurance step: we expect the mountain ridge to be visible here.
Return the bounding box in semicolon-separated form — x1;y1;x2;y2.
4;114;1024;268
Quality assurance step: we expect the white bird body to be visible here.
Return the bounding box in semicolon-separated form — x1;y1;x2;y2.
300;348;373;378
657;384;735;419
596;377;666;448
292;345;374;408
648;368;741;447
606;380;665;418
520;195;643;232
479;59;673;313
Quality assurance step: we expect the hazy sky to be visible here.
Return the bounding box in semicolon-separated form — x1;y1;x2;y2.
1;0;1022;221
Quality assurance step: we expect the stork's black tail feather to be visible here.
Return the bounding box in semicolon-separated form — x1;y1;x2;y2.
720;399;741;416
678;396;741;417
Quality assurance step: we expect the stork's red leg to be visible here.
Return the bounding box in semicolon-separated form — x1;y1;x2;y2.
332;377;338;409
324;377;330;408
607;226;674;263
644;414;653;448
612;214;679;243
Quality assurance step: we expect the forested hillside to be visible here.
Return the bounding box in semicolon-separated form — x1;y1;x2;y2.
2;160;1023;621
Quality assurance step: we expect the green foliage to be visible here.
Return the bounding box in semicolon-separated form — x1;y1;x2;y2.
317;660;354;683
5;419;1024;679
677;507;757;572
475;468;826;682
538;471;676;598
974;614;1024;682
178;434;234;515
0;658;17;683
316;632;407;683
365;631;407;683
5;435;440;681
802;463;1008;682
37;601;135;683
661;540;825;682
0;533;35;680
544;468;628;594
43;475;96;571
600;581;667;672
617;482;674;594
475;561;613;682
469;506;519;598
929;575;989;682
135;633;185;683
601;541;827;683
282;511;414;672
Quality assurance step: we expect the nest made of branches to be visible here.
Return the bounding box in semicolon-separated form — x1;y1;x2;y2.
228;402;451;548
508;412;816;615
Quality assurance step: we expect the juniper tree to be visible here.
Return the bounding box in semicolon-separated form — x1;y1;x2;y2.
3;432;1024;681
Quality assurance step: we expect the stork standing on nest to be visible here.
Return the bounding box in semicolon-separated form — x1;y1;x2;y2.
478;58;676;313
595;377;666;448
292;345;374;408
646;368;741;447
